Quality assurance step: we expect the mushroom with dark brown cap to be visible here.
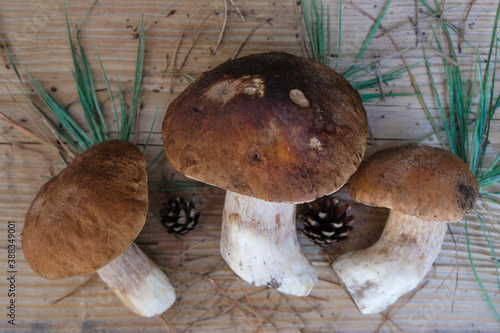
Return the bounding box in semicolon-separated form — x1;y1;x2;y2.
332;145;479;314
162;52;367;296
22;140;176;317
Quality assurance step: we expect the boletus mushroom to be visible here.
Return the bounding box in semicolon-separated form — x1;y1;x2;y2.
22;140;176;317
162;52;367;296
332;145;479;314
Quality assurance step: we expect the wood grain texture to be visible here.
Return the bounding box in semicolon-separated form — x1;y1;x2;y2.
0;0;499;332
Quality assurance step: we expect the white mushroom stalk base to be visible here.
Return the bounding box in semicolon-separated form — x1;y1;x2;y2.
97;242;176;317
221;191;317;296
332;210;447;314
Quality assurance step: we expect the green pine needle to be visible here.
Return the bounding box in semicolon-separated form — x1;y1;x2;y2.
1;2;212;212
344;0;395;77
3;2;148;152
143;92;163;155
466;216;500;323
299;0;410;102
418;0;500;322
125;14;146;142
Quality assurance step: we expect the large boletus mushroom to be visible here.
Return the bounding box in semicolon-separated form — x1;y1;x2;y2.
332;145;479;314
162;52;367;296
22;140;176;317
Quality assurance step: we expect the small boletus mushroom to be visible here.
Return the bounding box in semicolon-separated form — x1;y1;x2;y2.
22;140;176;317
162;52;367;296
332;145;479;314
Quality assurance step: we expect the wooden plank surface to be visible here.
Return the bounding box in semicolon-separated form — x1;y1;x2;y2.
0;0;500;332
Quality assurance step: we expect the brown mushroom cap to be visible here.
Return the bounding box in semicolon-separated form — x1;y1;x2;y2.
348;145;479;222
22;140;148;279
162;52;367;203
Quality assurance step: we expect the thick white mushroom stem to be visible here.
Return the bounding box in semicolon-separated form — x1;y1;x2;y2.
332;210;447;314
97;242;176;317
221;191;318;296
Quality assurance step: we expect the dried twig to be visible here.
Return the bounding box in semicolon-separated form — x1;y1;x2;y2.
306;294;329;302
3;85;51;144
175;260;227;301
232;19;270;60
237;279;256;314
375;61;386;103
1;82;75;161
237;279;268;333
459;0;477;53
158;314;178;333
475;205;500;237
414;0;419;46
161;54;169;79
0;112;52;147
276;293;308;328
171;7;215;91
447;223;461;314
173;4;206;71
209;278;259;330
368;125;377;154
420;37;459;65
374;280;430;333
318;277;340;286
50;273;99;305
0;43;9;70
379;313;405;333
180;10;215;71
293;0;310;58
186;303;235;328
179;239;206;258
212;0;228;54
351;0;447;149
408;16;420;47
181;297;225;331
373;4;460;39
230;0;245;22
133;100;141;146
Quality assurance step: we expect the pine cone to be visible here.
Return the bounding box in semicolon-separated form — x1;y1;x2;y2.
299;196;354;247
159;197;200;235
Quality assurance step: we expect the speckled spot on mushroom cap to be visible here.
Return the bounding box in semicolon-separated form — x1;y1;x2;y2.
22;140;148;280
348;145;479;222
162;52;368;203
